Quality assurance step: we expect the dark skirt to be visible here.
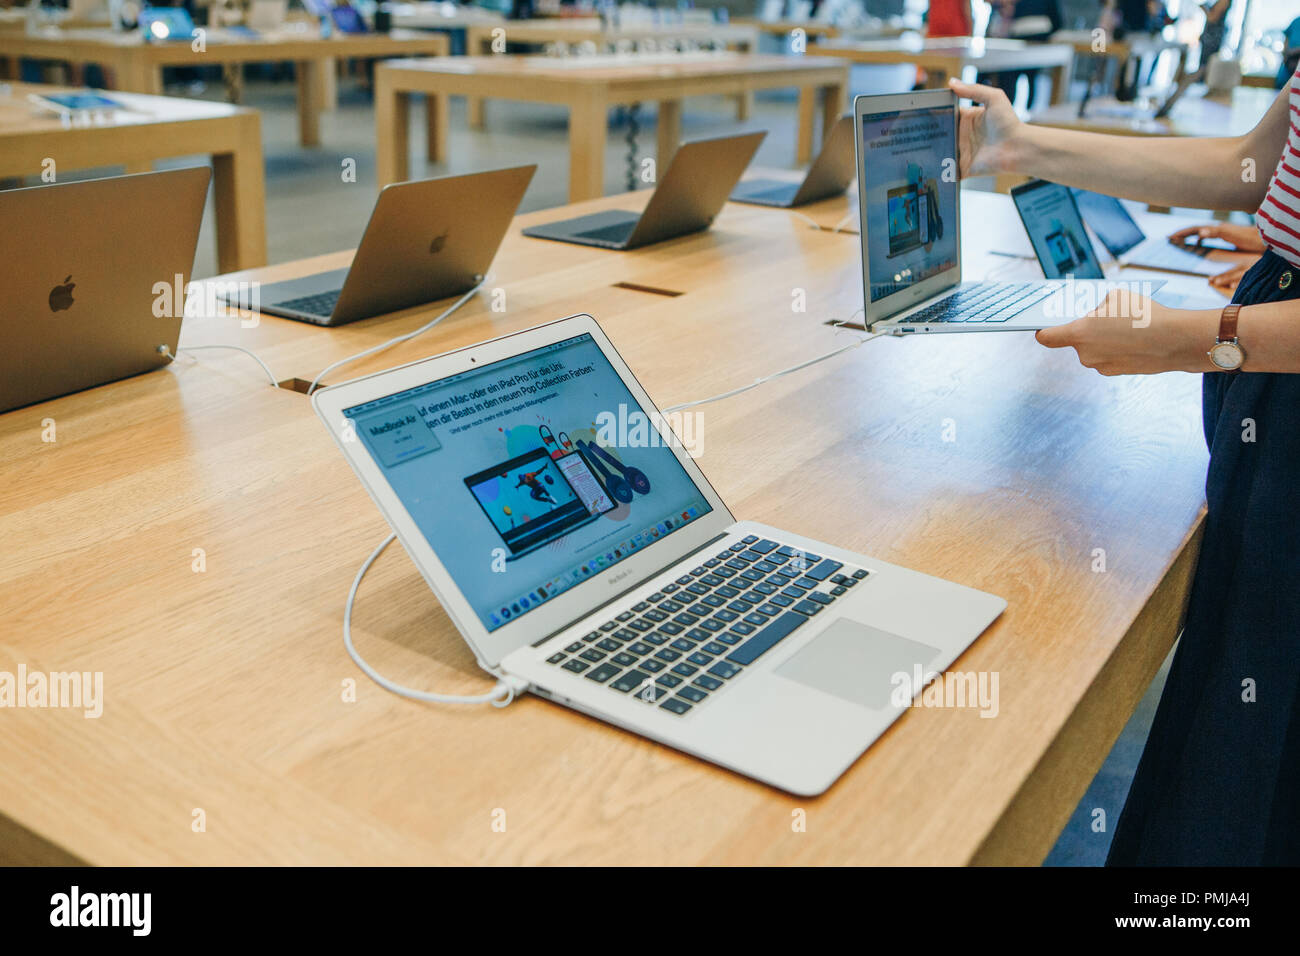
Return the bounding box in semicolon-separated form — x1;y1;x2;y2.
1107;250;1300;865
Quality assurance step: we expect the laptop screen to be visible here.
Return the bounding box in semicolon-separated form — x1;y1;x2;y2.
860;104;959;303
1071;189;1145;258
342;333;713;633
1011;180;1105;280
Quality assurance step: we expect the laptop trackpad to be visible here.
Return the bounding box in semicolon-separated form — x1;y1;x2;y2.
776;619;940;711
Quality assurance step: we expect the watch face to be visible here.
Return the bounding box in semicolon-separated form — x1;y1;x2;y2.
1210;342;1244;370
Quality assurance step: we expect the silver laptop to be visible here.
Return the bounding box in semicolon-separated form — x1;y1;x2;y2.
226;166;535;326
312;314;1006;795
1072;188;1230;277
854;90;1159;334
729;114;855;208
522;132;765;250
0;168;209;414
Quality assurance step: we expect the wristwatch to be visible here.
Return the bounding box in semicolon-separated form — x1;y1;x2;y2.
1208;304;1246;372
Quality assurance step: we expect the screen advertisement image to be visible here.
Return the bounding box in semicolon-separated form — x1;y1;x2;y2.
860;106;959;303
344;333;712;633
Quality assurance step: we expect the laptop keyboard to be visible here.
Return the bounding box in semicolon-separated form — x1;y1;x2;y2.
900;282;1056;324
274;288;342;318
573;222;636;244
544;534;871;716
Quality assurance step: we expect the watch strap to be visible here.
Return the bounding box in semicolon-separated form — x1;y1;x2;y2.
1218;304;1241;344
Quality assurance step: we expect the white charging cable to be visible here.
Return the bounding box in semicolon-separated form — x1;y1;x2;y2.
662;313;884;414
160;343;280;387
307;277;487;395
344;532;521;707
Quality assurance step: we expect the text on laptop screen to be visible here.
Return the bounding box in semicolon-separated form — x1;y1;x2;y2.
1013;181;1104;280
1070;189;1146;258
343;333;713;633
860;106;959;303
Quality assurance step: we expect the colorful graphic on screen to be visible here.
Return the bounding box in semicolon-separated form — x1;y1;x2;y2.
344;333;712;632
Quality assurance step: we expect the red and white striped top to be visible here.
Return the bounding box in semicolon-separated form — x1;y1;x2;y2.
1257;67;1300;266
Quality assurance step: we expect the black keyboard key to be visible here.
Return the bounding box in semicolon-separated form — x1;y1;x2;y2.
702;594;725;607
694;675;724;691
672;663;699;677
702;641;727;655
655;648;681;662
628;641;653;656
750;539;778;553
716;585;740;599
770;594;794;607
659;585;677;595
596;638;621;652
709;660;742;679
687;652;714;667
641;658;665;672
634;683;669;702
744;613;768;627
678;686;708;703
599;621;619;632
852;569;869;579
610;669;651;693
715;609;738;623
562;659;588;673
656;673;682;688
700;619;725;632
727;611;807;665
585;662;622;683
686;583;710;596
660;697;692;715
671;638;696;652
612;652;638;667
686;627;709;641
659;622;683;635
628;619;654;632
805;558;843;581
793;599;823;616
580;648;606;662
742;535;758;543
809;591;835;606
616;611;634;622
547;653;566;664
674;613;699;626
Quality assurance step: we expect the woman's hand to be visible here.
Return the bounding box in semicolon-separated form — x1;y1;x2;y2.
1167;222;1267;254
949;78;1026;177
1035;288;1220;375
1209;261;1254;294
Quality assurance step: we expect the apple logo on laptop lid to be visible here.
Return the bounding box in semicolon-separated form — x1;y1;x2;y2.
48;276;75;312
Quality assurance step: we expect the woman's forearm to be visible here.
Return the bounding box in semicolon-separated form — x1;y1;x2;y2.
1238;300;1300;372
1006;125;1267;211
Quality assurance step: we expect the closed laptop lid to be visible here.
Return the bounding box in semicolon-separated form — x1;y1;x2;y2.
0;168;210;413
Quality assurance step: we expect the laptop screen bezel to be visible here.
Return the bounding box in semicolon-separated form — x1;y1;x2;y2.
854;89;962;328
311;314;735;670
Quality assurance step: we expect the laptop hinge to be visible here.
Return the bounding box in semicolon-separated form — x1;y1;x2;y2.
530;531;732;648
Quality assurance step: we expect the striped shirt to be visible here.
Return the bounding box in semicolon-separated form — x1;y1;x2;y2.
1257;67;1300;265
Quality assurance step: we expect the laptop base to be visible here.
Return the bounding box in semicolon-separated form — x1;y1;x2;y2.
521;209;640;249
729;179;801;208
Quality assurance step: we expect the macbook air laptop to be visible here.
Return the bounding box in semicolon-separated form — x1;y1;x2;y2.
522;132;765;250
1010;179;1106;280
0;168;209;414
1071;188;1231;277
312;314;1006;795
224;166;535;326
854;90;1160;334
729;115;855;208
